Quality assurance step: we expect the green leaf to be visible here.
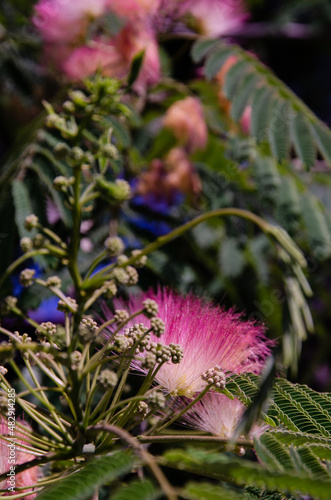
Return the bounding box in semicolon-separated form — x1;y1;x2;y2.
204;46;234;80
191;38;221;63
251;88;274;142
268;101;291;162
290;113;316;168
127;50;145;88
184;482;245;500
223;61;251;100
163;448;331;499
253;433;295;473
230;72;260;122
252;156;281;199
301;194;331;259
103;116;131;148
36;451;135;500
111;480;158;500
290;446;331;480
12;179;36;239
310;120;331;164
29;160;71;227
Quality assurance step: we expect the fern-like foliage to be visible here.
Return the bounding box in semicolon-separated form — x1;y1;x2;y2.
35;451;135;500
163;447;331;499
192;39;331;168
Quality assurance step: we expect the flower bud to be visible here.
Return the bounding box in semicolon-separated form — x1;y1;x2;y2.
104;236;125;256
24;214;39;230
57;297;78;313
20;237;33;253
150;317;165;338
143;299;158;318
1;296;18;315
19;268;36;287
126;266;139;286
46;276;62;288
79;316;98;342
97;369;118;390
114;309;129;324
131;249;147;268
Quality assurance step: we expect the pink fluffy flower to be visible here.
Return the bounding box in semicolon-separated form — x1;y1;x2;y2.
183;392;268;438
163;97;208;153
111;288;272;397
0;418;39;498
33;0;108;44
181;0;248;37
33;0;160;90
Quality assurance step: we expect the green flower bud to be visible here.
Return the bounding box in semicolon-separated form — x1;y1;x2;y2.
143;299;158;318
97;369;118;390
104;236;125;256
19;268;36;287
24;214;39;231
20;237;33;253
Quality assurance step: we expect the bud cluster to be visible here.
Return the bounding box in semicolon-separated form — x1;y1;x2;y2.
97;369;118;390
57;297;78;313
1;296;18;315
19;269;36;287
137;401;149;418
114;309;129;324
104;236;125;256
24;214;39;230
70;350;82;370
201;365;226;389
53;175;75;191
143;299;158;318
131;250;147;268
113;323;149;353
103;280;117;298
36;322;57;339
150;317;165;338
79;316;98;342
146;390;166;409
46;276;62;288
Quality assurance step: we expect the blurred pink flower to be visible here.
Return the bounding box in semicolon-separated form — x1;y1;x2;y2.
33;0;107;44
181;0;248;37
112;288;272;397
33;0;160;90
0;418;38;498
163;97;208;153
135;148;201;203
183;392;268;438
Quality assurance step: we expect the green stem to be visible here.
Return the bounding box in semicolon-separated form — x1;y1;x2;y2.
42;226;67;247
68;166;83;294
24;359;73;442
138;434;254;448
149;385;212;435
17;399;65;442
82;208;271;290
84;250;108;280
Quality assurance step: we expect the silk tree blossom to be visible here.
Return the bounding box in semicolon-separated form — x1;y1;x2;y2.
181;0;248;37
33;0;160;90
109;288;272;397
163;97;208;153
183;392;268;438
33;0;108;44
0;418;38;498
